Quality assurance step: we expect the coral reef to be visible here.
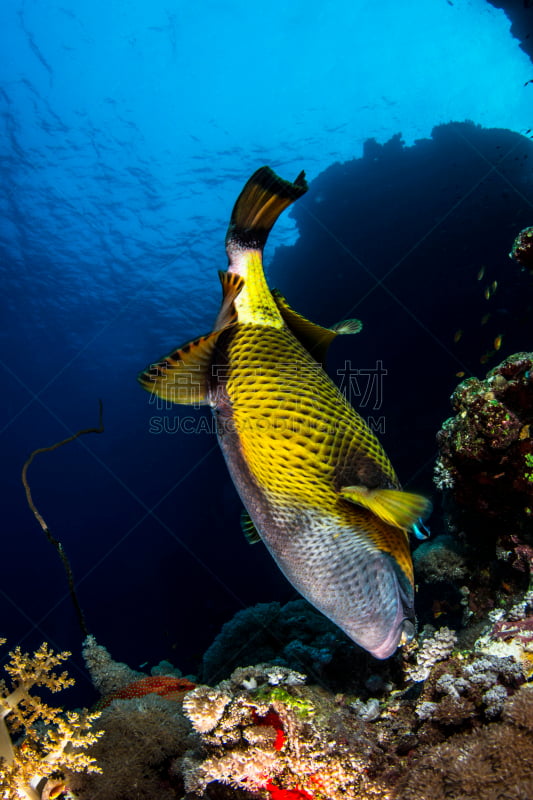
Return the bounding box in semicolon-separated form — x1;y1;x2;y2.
179;663;389;800
433;353;533;625
510;225;533;273
0;638;101;800
67;629;533;799
434;351;533;533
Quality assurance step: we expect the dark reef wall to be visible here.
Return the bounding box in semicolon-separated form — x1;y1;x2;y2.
487;1;533;64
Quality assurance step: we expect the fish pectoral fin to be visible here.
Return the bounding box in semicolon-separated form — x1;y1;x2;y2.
272;289;362;365
339;485;433;531
330;319;363;335
138;330;222;405
214;271;245;329
240;509;262;544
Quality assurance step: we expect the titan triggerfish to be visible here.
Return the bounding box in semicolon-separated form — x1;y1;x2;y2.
138;167;431;659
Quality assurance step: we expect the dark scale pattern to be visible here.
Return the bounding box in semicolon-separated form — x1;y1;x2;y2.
225;323;398;507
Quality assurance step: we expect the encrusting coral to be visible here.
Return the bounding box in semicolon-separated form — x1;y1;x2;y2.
0;638;101;800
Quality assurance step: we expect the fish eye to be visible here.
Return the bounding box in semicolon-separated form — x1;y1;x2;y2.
400;620;416;645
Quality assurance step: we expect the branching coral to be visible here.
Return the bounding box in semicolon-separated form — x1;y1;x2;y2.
32;634;532;799
0;639;101;800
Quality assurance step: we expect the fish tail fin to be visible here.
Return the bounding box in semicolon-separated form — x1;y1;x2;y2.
226;166;308;253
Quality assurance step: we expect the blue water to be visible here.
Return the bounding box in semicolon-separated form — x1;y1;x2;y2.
1;0;532;699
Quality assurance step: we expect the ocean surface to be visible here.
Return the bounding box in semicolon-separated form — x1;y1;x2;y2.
1;0;532;703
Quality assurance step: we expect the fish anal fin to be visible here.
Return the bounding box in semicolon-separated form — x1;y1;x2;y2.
339;486;432;532
272;289;362;365
241;509;262;544
138;331;221;406
226;167;308;254
215;271;245;329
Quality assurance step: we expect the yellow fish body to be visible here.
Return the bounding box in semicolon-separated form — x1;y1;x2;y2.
139;168;431;659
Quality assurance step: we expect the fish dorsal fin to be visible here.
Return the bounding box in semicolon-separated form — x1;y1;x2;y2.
138;330;223;406
339;486;433;532
272;289;362;365
226;167;308;254
240;509;262;544
215;271;245;329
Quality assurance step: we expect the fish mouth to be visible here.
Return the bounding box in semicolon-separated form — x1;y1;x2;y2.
367;615;413;660
366;565;415;659
335;552;415;660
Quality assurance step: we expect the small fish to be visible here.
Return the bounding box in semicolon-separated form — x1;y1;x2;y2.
41;781;78;800
477;266;485;281
96;675;196;709
456;371;465;378
139;169;432;659
481;313;491;325
484;285;492;300
491;280;498;293
453;329;463;343
494;334;503;351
